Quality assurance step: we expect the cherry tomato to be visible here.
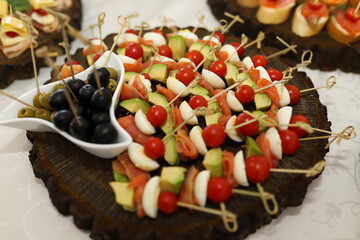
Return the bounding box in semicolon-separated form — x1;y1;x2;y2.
213;32;225;45
147;105;167;127
235;113;259;136
202;124;226;147
125;42;143;60
35;9;48;16
209;60;227;78
140;72;151;81
267;68;283;81
65;60;79;66
188;95;208;109
235;85;255;104
175;67;195;86
289;115;310;137
125;29;138;35
230;42;245;57
245;156;270;184
308;0;323;10
93;53;102;63
251;55;267;68
158;191;178;214
207;177;232;203
285;85;301;104
144;137;165;159
279;129;300;154
346;7;360;22
152;29;165;37
158;45;173;58
185;50;204;67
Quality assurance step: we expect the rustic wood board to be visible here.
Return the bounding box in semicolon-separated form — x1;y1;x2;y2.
207;0;360;73
0;0;82;89
27;28;331;240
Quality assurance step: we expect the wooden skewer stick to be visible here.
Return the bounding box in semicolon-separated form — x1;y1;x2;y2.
286;50;313;73
177;202;238;232
192;12;206;33
0;90;39;111
146;47;160;74
224;34;248;63
208;80;244;101
257;183;279;215
126;12;139;28
255;79;288;93
355;1;360;16
232;187;278;215
300;76;336;93
193;48;217;72
97;12;106;55
164;79;199;109
244;31;265;49
61;80;81;125
270;160;325;177
266;36;297;60
222;12;244;34
102;16;129;67
81;22;98;38
135;21;150;43
59;21;76;81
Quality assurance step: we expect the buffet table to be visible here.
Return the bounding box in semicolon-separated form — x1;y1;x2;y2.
0;0;359;239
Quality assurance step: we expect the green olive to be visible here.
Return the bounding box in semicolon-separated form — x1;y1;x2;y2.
106;67;118;80
33;93;41;109
38;92;53;110
106;79;118;92
18;107;36;118
35;108;52;121
51;83;65;93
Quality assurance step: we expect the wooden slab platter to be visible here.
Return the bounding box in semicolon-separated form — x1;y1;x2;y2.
0;0;82;89
207;0;360;73
26;28;330;240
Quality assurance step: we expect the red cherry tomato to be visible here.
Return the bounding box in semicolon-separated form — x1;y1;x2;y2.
175;67;195;86
285;85;301;104
65;60;79;66
245;156;270;184
202;124;226;147
125;42;143;60
251;55;267;68
279;129;300;154
213;32;225;45
207;177;232;203
144;137;165;159
289;115;310;137
235;85;255;104
308;0;323;10
185;50;204;67
140;72;151;81
125;29;138;35
35;9;48;16
158;191;178;214
209;60;227;78
93;53;102;63
158;45;173;58
346;7;360;22
152;29;165;37
267;68;283;82
188;95;208;109
230;42;245;57
235;112;259;136
147;105;167;127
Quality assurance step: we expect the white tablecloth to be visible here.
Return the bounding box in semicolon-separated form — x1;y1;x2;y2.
0;1;359;239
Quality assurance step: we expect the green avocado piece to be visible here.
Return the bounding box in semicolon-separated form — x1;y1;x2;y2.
205;112;223;126
168;35;187;61
239;72;256;90
109;182;135;211
148;92;174;134
113;171;129;182
252;110;268;134
207;99;220;113
119;98;150;114
188;42;211;58
254;93;271;111
225;62;239;86
160;166;187;194
203;147;223;177
188;85;210;96
116;47;126;55
124;72;138;83
163;135;180;166
86;53;95;66
141;63;168;83
245;136;263;159
141;44;152;62
203;54;218;70
169;69;179;78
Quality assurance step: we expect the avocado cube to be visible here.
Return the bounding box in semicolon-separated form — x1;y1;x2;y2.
124;72;138;83
119;98;150;114
205;112;223;126
225;62;239;86
109;182;135;211
160;166;187;194
203;147;223;177
168;35;188;61
245;136;263;159
163;135;179;166
188;85;210;96
141;63;168;83
254;93;271;111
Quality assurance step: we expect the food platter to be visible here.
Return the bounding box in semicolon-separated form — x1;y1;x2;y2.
207;0;360;73
25;27;331;239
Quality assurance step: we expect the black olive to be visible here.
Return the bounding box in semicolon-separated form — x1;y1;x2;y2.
91;123;117;144
78;84;96;104
88;67;110;88
48;89;69;111
90;87;112;111
53;109;74;131
67;78;86;97
69;116;90;141
73;102;88;118
90;112;110;126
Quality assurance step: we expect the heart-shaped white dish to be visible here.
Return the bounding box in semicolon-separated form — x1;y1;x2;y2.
0;51;132;159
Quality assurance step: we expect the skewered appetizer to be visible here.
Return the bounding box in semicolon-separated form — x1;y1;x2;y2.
28;0;61;33
256;0;296;24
